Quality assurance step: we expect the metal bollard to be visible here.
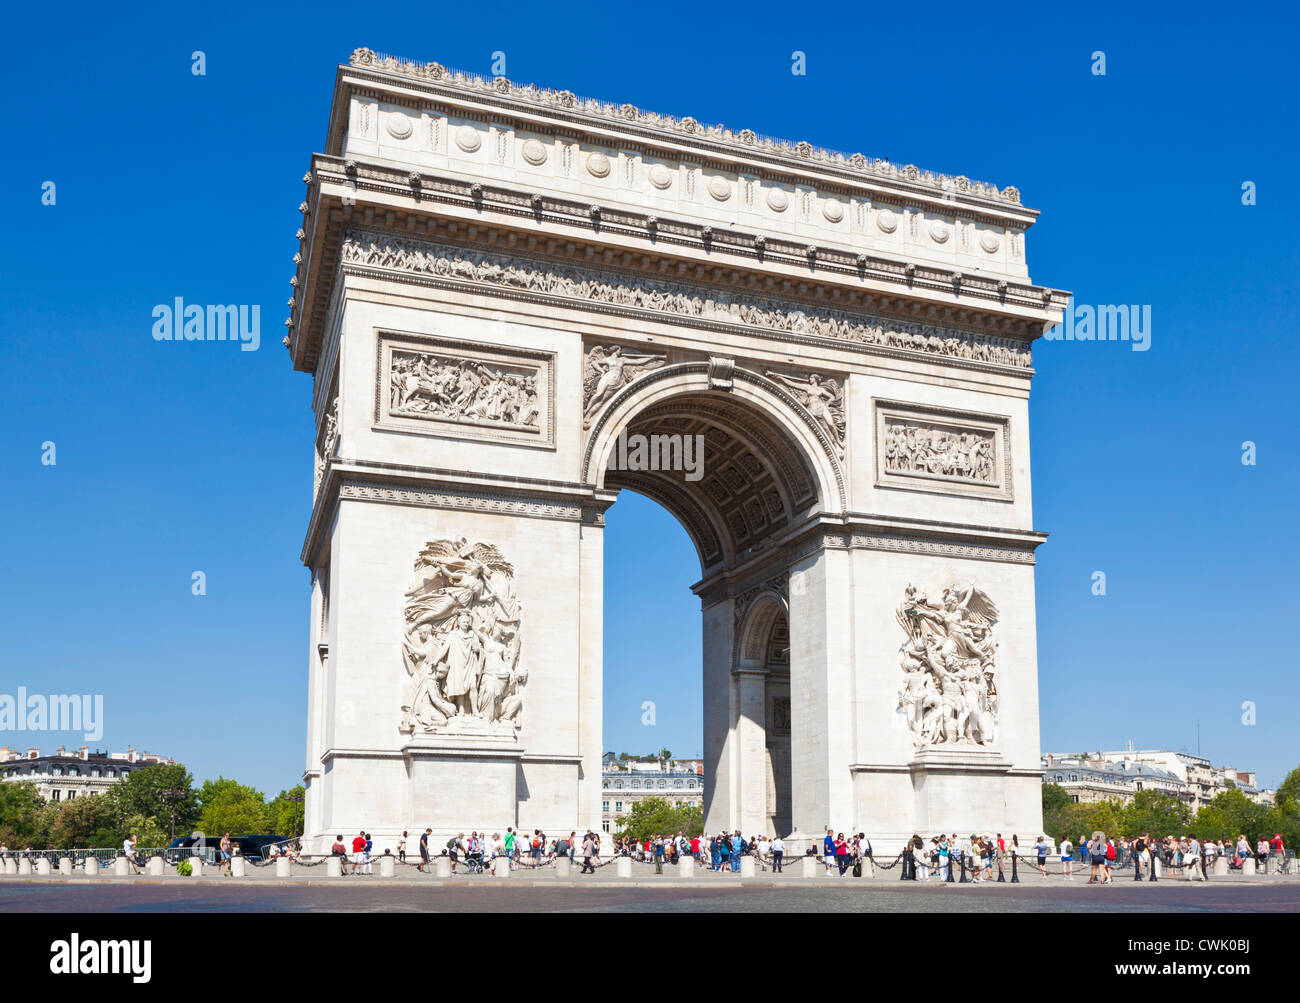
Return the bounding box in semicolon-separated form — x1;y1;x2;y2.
899;850;910;880
1151;855;1160;881
1011;852;1020;883
959;852;968;883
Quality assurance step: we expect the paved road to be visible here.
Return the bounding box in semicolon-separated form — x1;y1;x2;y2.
4;877;1298;912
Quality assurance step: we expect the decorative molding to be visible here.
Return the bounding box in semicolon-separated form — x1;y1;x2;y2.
339;479;584;520
347;49;1025;207
339;230;1033;370
374;331;556;449
874;399;1012;501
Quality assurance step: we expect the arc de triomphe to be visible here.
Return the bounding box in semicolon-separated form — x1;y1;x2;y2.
285;49;1066;852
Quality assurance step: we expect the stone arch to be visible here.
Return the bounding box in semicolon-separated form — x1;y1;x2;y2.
583;362;847;572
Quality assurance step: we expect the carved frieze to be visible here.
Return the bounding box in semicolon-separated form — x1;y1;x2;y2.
314;396;339;499
340;231;1033;370
375;331;555;448
874;400;1012;500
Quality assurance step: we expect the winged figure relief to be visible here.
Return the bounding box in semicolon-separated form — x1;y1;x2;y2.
582;345;667;426
764;370;846;453
399;537;525;733
896;583;999;748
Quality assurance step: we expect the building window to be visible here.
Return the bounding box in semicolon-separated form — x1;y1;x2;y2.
52;790;61;801
632;781;640;788
67;791;76;800
602;801;609;811
615;802;622;812
601;821;610;833
687;781;695;788
674;780;683;788
1069;774;1077;782
658;781;666;788
1071;795;1080;803
615;781;623;789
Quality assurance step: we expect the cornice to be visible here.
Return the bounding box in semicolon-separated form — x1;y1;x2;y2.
286;169;1067;375
336;48;1032;217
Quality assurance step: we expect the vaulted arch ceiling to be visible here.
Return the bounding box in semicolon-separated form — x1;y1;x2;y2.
603;390;820;572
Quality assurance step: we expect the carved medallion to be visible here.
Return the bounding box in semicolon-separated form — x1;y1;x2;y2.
521;138;548;165
385;112;413;139
648;163;672;190
454;125;481;152
586;151;611;178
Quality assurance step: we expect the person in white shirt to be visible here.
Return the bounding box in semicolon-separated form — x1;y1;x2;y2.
1186;837;1203;880
1059;837;1074;880
771;836;784;873
123;835;141;874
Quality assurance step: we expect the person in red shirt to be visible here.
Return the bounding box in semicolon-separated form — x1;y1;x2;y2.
690;836;700;861
351;832;367;875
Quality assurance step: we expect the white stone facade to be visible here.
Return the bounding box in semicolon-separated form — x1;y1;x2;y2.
286;50;1067;854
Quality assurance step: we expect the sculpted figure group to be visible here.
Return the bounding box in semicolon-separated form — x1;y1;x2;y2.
896;583;999;748
885;421;995;483
399;538;526;734
391;352;540;429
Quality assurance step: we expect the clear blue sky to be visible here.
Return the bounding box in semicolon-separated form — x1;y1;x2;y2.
2;3;1296;795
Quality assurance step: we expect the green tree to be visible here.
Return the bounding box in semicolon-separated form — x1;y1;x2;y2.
197;777;268;836
614;797;703;842
106;762;199;839
49;794;119;848
1192;788;1265;843
1123;789;1191;839
0;780;53;847
1276;766;1300;812
265;787;306;837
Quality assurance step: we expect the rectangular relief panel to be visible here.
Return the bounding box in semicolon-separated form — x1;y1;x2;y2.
374;330;556;449
873;399;1012;501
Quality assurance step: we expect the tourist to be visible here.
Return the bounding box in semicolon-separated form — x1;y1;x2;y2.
1059;835;1073;880
219;832;234;876
364;832;373;874
351;831;368;875
771;834;784;872
1186;835;1202;881
569;832;577;863
730;831;743;872
1034;835;1050;878
580;831;596;874
824;829;837;874
981;837;993;880
123;834;141;875
331;834;348;874
418;828;431;872
446;832;463;873
937;835;950;881
1086;834;1105;884
397;831;407;863
1104;838;1115;882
